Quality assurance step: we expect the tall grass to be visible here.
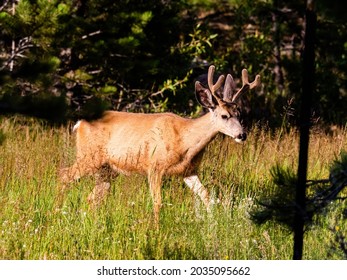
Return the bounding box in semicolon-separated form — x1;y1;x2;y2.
0;116;346;259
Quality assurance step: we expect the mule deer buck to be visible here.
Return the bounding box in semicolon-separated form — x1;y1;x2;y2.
59;65;260;225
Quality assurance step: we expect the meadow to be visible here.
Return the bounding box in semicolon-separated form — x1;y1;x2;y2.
0;115;346;260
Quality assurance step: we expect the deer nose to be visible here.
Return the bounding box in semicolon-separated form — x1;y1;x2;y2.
237;133;247;141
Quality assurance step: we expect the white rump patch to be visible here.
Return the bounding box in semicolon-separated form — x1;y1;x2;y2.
73;120;82;132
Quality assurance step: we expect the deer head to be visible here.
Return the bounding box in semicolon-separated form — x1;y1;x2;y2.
195;65;261;143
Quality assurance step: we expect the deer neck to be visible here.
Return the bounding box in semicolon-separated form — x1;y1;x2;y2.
182;111;219;156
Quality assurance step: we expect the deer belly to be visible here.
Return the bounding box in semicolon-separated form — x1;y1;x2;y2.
106;144;150;175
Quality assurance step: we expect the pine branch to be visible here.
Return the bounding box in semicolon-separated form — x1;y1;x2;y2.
0;0;10;12
0;37;34;71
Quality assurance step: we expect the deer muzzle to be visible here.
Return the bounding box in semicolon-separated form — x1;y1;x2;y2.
235;132;247;143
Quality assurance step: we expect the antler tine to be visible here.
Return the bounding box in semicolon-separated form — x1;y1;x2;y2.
207;65;225;101
231;69;261;102
250;74;261;89
241;69;249;85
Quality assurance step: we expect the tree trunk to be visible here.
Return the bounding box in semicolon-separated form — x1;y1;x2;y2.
293;0;316;260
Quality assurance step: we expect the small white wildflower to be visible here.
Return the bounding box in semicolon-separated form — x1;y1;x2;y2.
25;219;33;227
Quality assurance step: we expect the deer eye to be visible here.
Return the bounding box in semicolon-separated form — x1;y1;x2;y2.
221;114;229;120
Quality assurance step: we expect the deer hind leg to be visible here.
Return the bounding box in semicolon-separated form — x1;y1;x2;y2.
184;175;215;213
55;159;98;209
59;160;98;187
58;152;105;199
87;182;111;208
148;171;163;227
87;165;116;207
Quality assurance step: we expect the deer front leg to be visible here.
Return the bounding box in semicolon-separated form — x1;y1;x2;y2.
148;171;163;227
183;175;214;212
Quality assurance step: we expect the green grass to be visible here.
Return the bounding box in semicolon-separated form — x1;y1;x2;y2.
0;115;346;259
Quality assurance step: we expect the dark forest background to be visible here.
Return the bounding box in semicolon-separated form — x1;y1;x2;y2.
0;0;346;127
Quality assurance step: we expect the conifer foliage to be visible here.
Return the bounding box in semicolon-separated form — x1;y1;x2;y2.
0;0;346;124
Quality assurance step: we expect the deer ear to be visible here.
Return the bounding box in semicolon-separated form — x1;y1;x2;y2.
222;74;236;102
195;81;216;109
